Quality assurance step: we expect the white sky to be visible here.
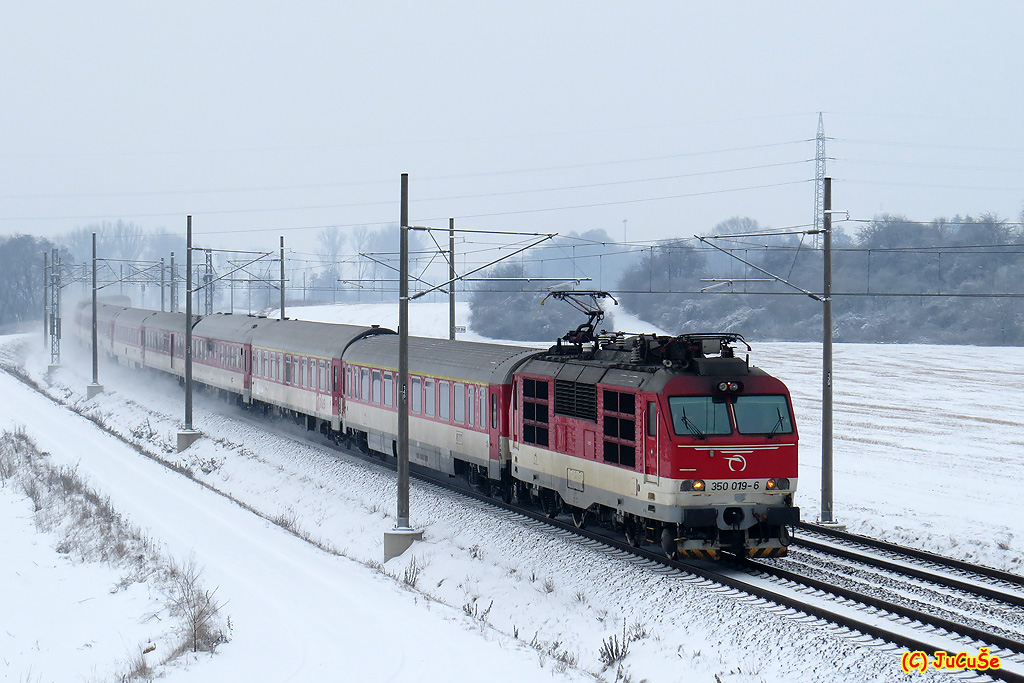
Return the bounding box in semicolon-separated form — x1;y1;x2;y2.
2;2;1023;254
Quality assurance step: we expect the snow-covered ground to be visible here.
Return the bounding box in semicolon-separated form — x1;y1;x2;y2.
2;300;1020;682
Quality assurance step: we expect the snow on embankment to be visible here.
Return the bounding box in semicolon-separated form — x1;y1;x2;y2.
0;307;966;679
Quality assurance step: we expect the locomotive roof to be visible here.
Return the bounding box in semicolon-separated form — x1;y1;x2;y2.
517;355;770;393
251;318;395;358
518;357;657;391
345;335;544;384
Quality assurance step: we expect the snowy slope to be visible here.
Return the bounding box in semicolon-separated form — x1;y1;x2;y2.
3;300;1019;682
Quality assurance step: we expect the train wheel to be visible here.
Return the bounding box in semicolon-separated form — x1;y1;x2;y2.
540;489;560;518
478;478;493;497
661;528;678;560
516;482;532;506
623;518;643;547
570;507;589;529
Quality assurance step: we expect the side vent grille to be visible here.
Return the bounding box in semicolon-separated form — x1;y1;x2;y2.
554;380;597;422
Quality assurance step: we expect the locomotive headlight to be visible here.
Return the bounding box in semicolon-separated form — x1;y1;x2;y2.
680;479;706;492
766;478;790;491
766;478;777;490
716;381;742;392
693;479;705;491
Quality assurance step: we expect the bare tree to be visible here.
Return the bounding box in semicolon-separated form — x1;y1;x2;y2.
166;558;227;653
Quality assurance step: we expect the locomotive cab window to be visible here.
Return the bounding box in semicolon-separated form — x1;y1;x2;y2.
734;395;793;435
668;396;732;438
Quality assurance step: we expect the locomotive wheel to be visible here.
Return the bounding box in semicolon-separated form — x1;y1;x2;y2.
570;507;589;529
516;482;532;506
661;528;678;560
623;518;643;547
478;478;493;497
540;489;560;518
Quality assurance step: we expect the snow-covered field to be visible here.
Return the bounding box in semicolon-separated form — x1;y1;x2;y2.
2;301;1020;682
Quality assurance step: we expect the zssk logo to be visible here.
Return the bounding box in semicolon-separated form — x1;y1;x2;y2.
725;454;747;472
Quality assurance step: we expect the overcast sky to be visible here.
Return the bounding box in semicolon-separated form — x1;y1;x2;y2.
2;1;1023;257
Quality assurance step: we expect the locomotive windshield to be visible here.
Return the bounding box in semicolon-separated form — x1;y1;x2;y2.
733;395;794;435
668;396;731;437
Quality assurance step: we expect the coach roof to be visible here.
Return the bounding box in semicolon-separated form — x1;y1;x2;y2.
344;335;543;384
192;312;275;345
252;318;395;358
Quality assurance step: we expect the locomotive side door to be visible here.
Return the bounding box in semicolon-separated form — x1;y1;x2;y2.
643;399;660;485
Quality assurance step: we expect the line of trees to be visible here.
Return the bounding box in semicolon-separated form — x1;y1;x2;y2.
469;213;1024;346
0;235;64;331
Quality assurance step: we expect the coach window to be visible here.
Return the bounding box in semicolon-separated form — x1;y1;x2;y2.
439;381;451;420
425;378;436;416
284;355;293;384
491;393;497;429
411;376;422;413
345;367;352;396
466;385;474;426
453;383;464;423
372;369;382;404
481;389;487;428
361;367;370;401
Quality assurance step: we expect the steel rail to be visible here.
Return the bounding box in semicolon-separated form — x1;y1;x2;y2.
796;521;1024;588
791;536;1024;609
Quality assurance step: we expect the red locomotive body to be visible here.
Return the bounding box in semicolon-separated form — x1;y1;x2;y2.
510;332;799;559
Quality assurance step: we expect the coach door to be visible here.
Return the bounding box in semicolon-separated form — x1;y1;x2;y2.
643;399;660;485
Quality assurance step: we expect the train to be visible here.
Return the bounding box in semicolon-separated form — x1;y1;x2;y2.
74;300;800;559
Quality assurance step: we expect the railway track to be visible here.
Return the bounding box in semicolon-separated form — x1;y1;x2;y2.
380;453;1024;683
158;398;1024;683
